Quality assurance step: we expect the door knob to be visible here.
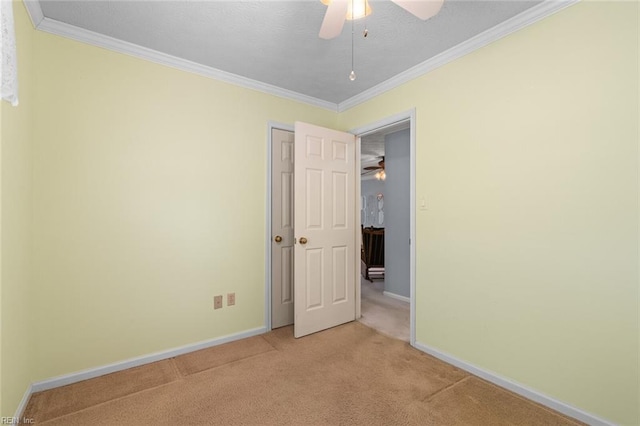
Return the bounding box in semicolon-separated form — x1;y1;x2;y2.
299;237;308;245
274;235;283;243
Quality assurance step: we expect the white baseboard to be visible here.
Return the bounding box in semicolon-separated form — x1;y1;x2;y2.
413;341;614;426
12;384;34;424
31;326;267;393
17;328;613;426
383;291;410;303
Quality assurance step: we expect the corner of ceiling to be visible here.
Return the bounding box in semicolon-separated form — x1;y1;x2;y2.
337;0;580;113
23;0;44;28
23;0;579;115
22;0;340;113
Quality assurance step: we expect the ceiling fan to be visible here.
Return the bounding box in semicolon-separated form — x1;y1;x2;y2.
362;156;386;180
319;0;444;39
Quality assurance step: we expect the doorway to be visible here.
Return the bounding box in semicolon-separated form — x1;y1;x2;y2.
359;123;411;342
266;110;416;345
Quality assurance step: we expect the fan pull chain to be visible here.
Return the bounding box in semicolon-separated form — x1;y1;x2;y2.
363;11;368;37
349;0;356;81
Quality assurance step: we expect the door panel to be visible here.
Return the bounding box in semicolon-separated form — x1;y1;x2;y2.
306;169;323;228
294;122;356;338
280;246;293;304
271;129;295;329
306;248;324;309
332;246;348;302
333;172;348;228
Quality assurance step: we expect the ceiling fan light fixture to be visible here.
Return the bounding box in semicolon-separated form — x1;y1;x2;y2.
375;170;386;181
319;0;443;40
346;0;372;20
320;0;371;21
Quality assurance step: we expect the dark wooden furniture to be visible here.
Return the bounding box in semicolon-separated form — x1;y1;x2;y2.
361;227;385;281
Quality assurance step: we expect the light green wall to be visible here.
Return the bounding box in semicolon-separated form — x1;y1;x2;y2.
0;1;35;417
340;2;638;424
0;43;3;419
30;22;338;381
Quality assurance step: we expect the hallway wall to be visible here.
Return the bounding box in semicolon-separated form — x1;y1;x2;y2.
383;129;410;299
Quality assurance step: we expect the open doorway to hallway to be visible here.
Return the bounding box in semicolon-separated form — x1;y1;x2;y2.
358;123;411;342
266;111;416;345
360;277;410;341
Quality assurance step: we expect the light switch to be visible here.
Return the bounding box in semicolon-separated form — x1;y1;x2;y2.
419;197;427;211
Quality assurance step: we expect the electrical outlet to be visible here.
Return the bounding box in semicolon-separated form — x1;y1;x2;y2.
227;292;235;306
214;295;223;309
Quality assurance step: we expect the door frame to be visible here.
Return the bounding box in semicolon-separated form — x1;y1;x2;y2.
265;109;416;347
349;108;417;347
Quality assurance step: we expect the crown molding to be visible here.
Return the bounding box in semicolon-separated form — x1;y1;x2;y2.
23;0;578;114
34;17;338;112
23;0;44;28
337;0;580;112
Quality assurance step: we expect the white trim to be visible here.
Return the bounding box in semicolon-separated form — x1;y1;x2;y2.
408;110;417;348
355;136;362;320
265;122;295;332
31;327;266;393
34;18;337;113
337;0;580;112
23;1;44;28
350;108;416;347
383;291;410;304
413;341;615;426
349;110;414;138
12;384;33;424
25;1;576;114
265;124;274;332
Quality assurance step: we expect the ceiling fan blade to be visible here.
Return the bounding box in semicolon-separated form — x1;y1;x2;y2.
364;166;382;171
319;0;348;40
391;0;444;20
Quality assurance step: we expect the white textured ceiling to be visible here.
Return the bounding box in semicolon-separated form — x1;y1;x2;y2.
38;0;541;105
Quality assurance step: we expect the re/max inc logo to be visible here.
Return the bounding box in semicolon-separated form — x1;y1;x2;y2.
0;417;34;425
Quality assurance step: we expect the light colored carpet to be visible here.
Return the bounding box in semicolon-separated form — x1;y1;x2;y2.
359;278;410;341
174;335;276;376
25;359;179;422
24;322;583;426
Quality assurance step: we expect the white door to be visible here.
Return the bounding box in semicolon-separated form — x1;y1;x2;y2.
294;122;356;338
271;129;295;328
